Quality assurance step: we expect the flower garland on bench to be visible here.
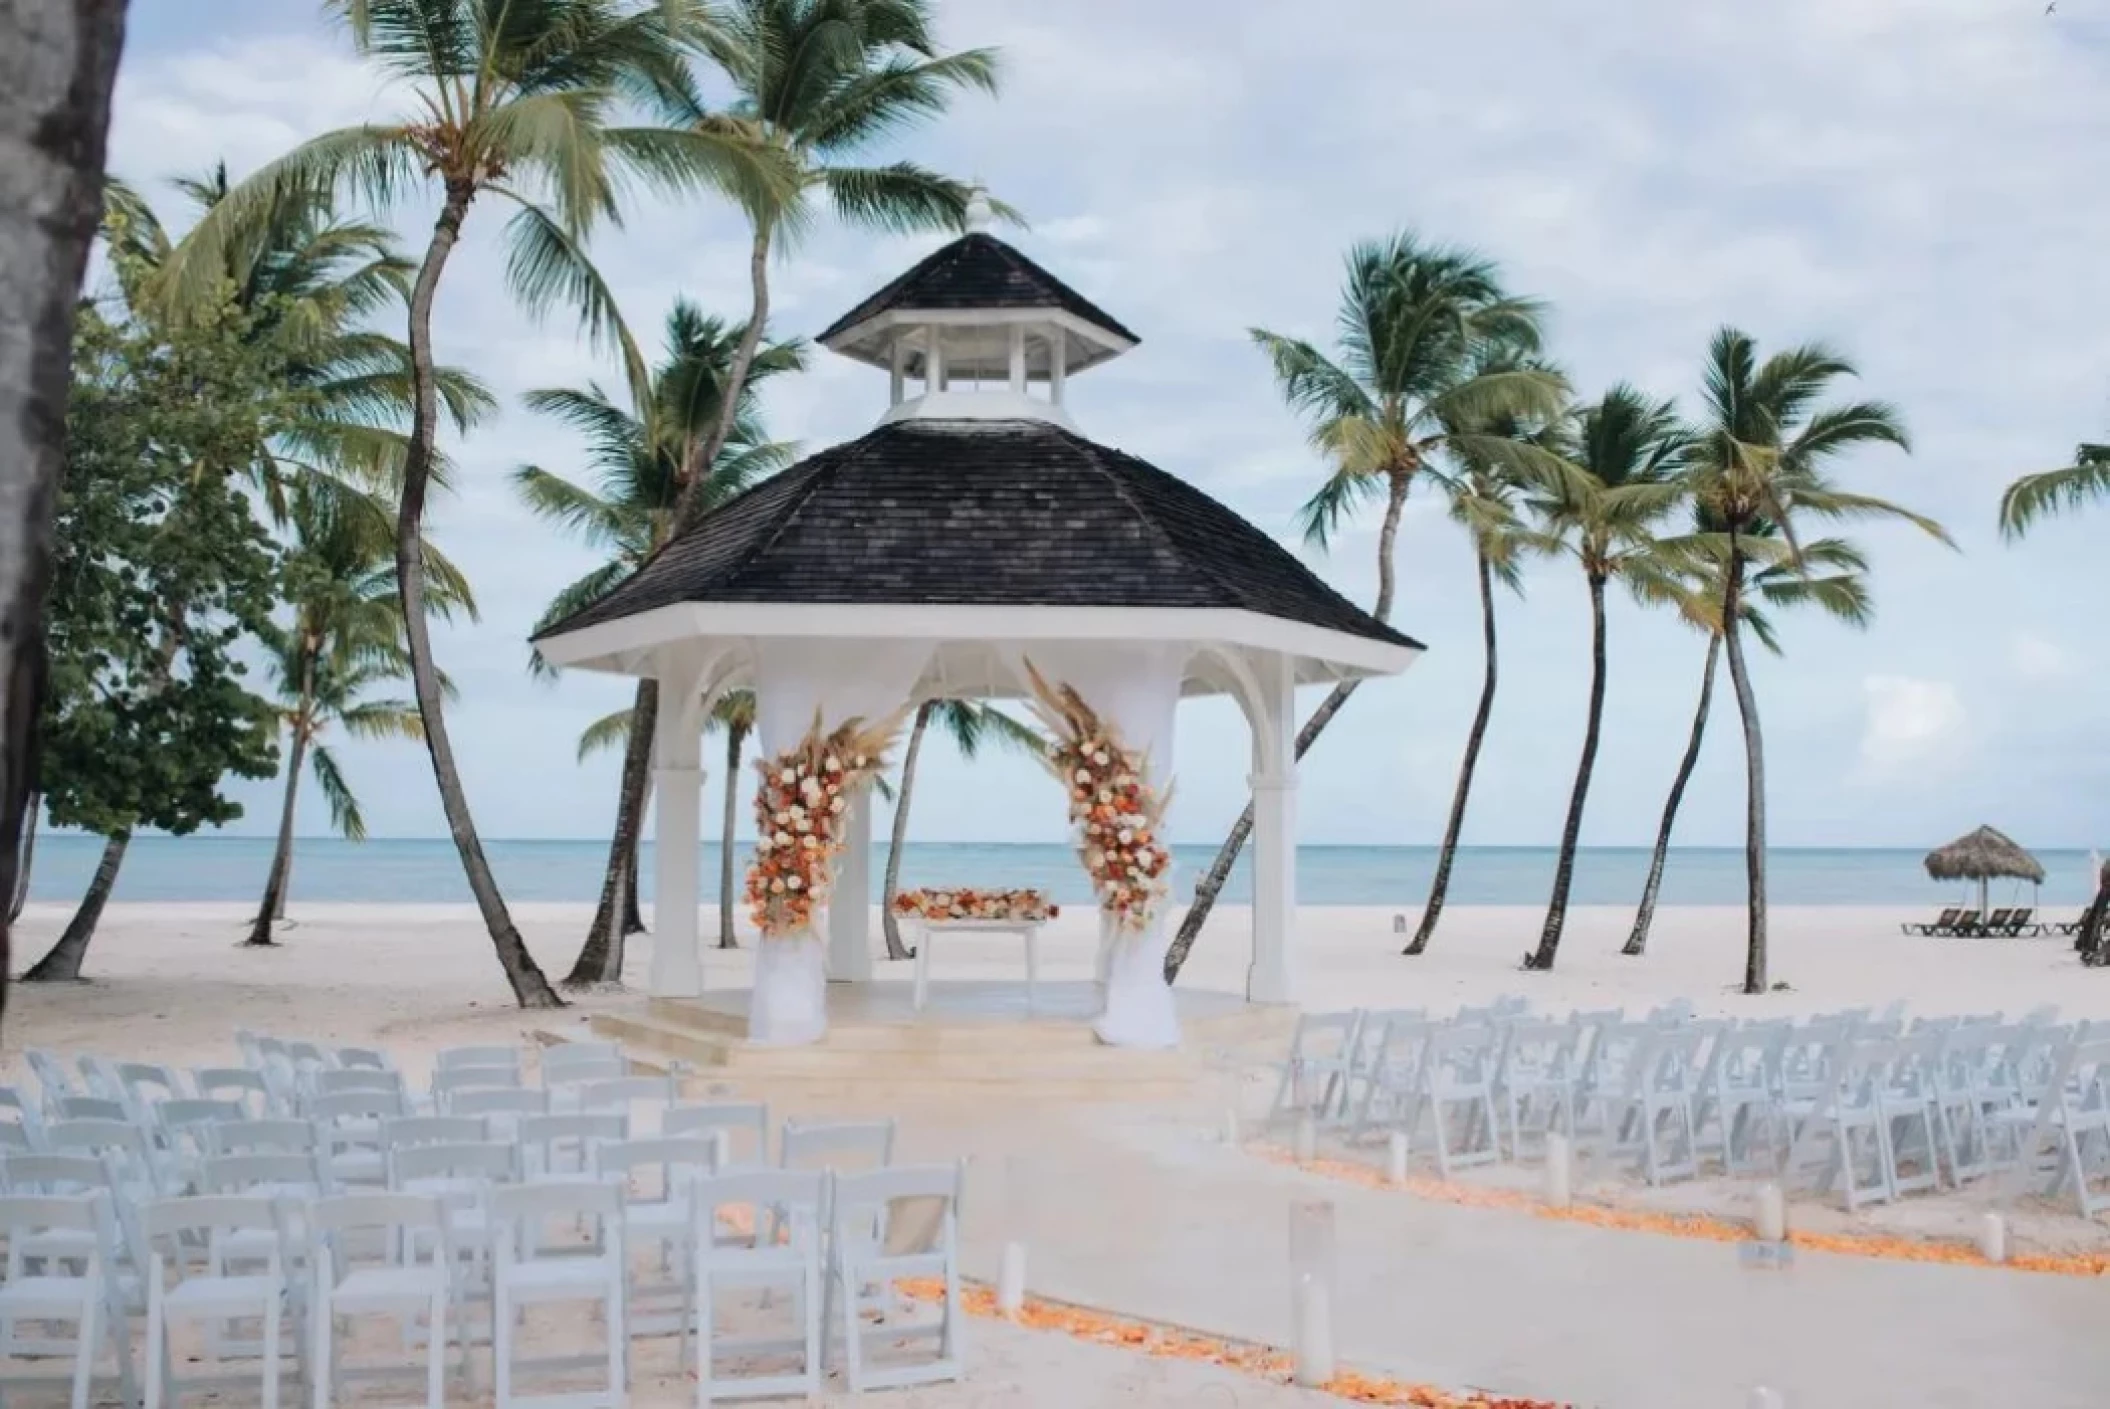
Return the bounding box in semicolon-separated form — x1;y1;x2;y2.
1022;663;1171;935
744;712;901;938
893;887;1060;923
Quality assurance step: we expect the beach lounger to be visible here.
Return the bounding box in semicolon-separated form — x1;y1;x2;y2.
1902;907;1962;936
1942;909;1985;937
1996;908;2041;937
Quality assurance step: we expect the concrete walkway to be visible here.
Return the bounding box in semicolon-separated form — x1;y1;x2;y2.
900;1105;2110;1408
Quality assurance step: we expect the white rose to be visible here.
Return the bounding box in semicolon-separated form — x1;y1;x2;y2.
1094;751;1110;765
801;835;817;850
756;837;772;853
824;755;840;771
829;797;845;814
773;809;790;825
1097;789;1112;804
774;830;792;846
779;768;796;784
770;879;786;894
795;817;812;833
789;876;805;891
1117;828;1133;844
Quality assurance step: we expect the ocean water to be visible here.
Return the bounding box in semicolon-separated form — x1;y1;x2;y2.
20;835;2100;909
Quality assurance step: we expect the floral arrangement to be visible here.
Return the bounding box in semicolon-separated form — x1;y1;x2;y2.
892;887;1060;923
1021;662;1171;935
745;711;902;939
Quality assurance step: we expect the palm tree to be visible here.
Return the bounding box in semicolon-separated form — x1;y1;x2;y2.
2000;441;2110;537
1522;387;1691;971
1165;231;1570;981
162;0;796;1009
1683;328;1944;993
517;303;801;986
1622;529;1871;956
659;0;1000;530
1404;353;1558;957
879;700;1044;960
246;476;476;945
707;691;757;950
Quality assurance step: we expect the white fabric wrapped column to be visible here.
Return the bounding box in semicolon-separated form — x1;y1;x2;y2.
1014;642;1188;1050
747;639;930;1045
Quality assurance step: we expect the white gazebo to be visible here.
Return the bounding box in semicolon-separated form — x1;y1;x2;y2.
532;194;1423;1046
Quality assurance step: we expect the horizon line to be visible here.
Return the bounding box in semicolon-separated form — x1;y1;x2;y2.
41;834;2106;853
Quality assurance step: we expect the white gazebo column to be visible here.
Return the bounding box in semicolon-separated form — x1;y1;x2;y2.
1247;652;1298;1005
649;651;707;998
826;789;875;983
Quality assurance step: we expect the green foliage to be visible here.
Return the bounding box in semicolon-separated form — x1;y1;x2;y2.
42;283;290;839
1999;441;2110;539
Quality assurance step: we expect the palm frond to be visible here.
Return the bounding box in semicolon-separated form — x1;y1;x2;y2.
1998;445;2110;539
576;707;637;763
308;743;368;842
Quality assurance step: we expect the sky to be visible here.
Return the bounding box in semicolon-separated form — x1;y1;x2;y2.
96;0;2110;851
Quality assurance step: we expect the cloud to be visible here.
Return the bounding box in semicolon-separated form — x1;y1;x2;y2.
1858;676;1967;777
2011;632;2079;681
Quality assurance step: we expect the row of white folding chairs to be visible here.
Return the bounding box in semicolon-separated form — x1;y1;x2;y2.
0;1154;965;1409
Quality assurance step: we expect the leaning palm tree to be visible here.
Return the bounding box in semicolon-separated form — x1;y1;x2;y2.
1165;231;1570;980
247;477;476;945
161;0;796;1009
660;0;1001;528
878;700;1044;960
518;303;802;986
1999;441;2110;538
1621;528;1871;957
1522;387;1691;971
1405;353;1560;957
1684;328;1945;993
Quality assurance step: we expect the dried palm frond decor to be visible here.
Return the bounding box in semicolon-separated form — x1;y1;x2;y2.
1021;661;1172;935
745;710;904;939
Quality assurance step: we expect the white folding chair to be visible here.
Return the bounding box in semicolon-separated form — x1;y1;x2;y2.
48;1117;167;1202
25;1051;80;1113
380;1117;490;1182
575;1074;683;1136
214;1119;319;1159
517;1114;628;1183
310;1090;407;1190
1697;1021;1791;1174
334;1049;393;1074
1783;1039;1894;1211
444;1087;548;1137
436;1046;523;1073
1267;1012;1362;1127
192;1068;276;1119
779;1120;895;1176
158;1099;249;1187
0;1193;130;1409
662;1103;770;1173
121;1063;189;1117
388;1141;517;1335
823;1163;965;1394
1491;1018;1586;1155
2007;1035;2110;1216
306;1070;402;1106
488;1181;627;1409
692;1169;825;1404
307;1192;456;1409
1414;1024;1501;1178
1874;1033;1945;1197
1346;1015;1431;1144
0;1087;47;1150
53;1095;129;1125
141;1195;289;1409
430;1067;524;1112
540;1046;628;1113
595;1136;717;1338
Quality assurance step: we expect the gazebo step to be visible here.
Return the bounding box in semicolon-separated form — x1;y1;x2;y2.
573;982;1293;1104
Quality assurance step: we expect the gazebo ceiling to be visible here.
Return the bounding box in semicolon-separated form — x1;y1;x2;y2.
531;417;1422;694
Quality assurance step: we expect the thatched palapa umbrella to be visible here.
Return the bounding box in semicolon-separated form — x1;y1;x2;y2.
1923;825;2046;917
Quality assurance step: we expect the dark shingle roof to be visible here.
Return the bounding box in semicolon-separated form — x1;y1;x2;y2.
534;419;1419;653
816;233;1138;347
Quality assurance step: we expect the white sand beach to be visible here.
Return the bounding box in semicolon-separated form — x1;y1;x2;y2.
6;901;2108;1406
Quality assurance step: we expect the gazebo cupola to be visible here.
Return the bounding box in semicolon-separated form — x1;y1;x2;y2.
815;190;1137;431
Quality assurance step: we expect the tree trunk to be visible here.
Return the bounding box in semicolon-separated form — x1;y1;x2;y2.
673;226;771;532
1720;536;1769;994
246;699;311;946
248;646;314;946
10;793;38;923
621;843;644;934
717;721;746;948
1164;469;1411;984
0;0;129;1026
1623;634;1722;956
1526;572;1609;971
880;703;934;961
2076;862;2110;963
397;185;560;1009
24;830;126;981
564;679;656;989
1406;549;1499;956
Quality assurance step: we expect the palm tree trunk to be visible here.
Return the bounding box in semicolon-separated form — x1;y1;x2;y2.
2077;862;2110;963
1720;537;1769;994
24;831;127;981
675;226;771;532
1623;635;1722;956
621;846;644;934
0;0;127;1025
1526;572;1609;971
246;701;311;946
880;703;934;962
10;793;38;924
565;679;656;989
1407;549;1499;956
1165;469;1411;983
397;184;560;1009
717;722;746;948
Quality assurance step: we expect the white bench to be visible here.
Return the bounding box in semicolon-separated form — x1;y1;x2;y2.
909;918;1043;1011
